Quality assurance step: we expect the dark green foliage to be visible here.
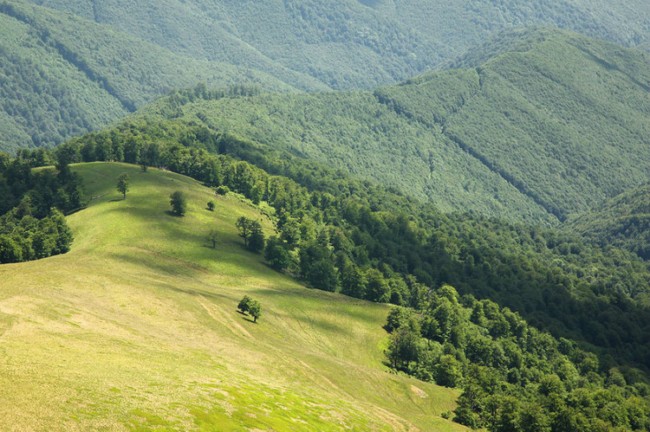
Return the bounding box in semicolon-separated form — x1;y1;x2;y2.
169;191;186;216
116;174;129;199
236;217;264;253
237;295;261;323
237;295;253;314
0;153;80;264
248;227;265;254
383;285;650;431
248;300;262;323
0;235;22;263
215;186;229;196
264;237;292;271
299;240;337;291
206;201;215;211
386;326;420;370
567;184;650;260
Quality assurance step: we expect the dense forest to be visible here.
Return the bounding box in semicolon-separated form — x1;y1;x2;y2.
0;0;300;152
386;286;650;431
0;150;79;263
567;185;650;261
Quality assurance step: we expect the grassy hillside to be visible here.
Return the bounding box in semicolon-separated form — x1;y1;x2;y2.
140;29;650;223
0;162;465;431
567;184;650;260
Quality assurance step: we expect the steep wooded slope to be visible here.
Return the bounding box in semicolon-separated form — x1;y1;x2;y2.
27;0;650;88
142;29;650;223
567;184;650;260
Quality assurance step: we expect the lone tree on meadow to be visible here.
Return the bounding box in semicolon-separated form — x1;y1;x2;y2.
248;300;262;323
116;174;129;199
237;295;253;314
169;191;187;216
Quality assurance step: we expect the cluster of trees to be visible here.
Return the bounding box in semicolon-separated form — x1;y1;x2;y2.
385;284;650;431
0;151;79;263
237;295;262;323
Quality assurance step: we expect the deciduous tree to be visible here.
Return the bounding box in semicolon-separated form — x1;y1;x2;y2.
169;191;187;216
116;174;129;199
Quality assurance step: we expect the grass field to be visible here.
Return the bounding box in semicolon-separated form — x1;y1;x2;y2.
0;162;465;431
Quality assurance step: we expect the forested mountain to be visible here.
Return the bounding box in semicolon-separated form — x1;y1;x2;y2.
138;29;650;224
567;185;650;260
0;1;311;152
26;0;650;87
2;0;650;152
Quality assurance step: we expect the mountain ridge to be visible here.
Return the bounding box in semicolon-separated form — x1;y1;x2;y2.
135;29;649;224
2;0;650;151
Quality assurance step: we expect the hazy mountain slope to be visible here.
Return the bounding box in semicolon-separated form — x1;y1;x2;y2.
373;0;649;54
0;9;127;152
162;90;555;225
0;162;465;431
0;0;310;152
24;0;444;89
437;30;650;219
142;30;650;223
28;0;650;89
3;0;650;152
567;184;650;260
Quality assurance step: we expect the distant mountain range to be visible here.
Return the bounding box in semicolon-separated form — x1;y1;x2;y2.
138;29;650;224
1;0;649;151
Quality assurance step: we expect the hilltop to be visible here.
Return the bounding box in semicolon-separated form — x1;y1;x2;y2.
140;29;650;224
0;162;465;431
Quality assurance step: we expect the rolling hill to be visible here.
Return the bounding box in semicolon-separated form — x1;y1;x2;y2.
2;0;650;152
139;29;650;224
0;162;465;431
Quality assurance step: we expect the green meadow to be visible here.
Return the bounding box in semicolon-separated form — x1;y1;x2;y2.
0;162;465;431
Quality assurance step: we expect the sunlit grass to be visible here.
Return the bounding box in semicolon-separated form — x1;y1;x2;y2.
0;162;465;431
